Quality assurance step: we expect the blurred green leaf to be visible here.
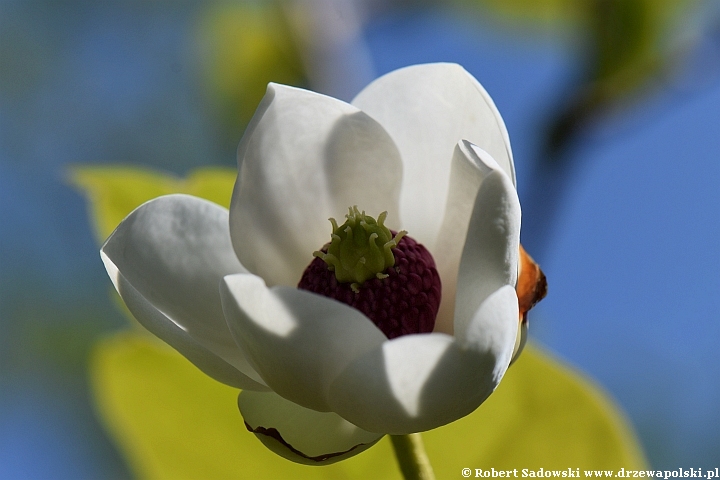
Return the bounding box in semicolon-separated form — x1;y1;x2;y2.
583;0;691;103
196;3;305;137
184;167;237;209
70;166;236;244
92;332;400;480
92;333;646;480
467;0;587;25
425;344;647;475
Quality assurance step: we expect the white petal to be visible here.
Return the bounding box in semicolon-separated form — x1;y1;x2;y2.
352;63;515;250
454;157;521;335
101;194;266;389
457;285;519;368
433;141;503;334
230;83;403;287
239;390;383;465
327;332;507;434
220;274;387;412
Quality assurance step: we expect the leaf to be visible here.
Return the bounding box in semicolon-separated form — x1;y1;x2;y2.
183;168;237;209
69;166;236;244
465;0;587;26
196;3;305;136
423;344;647;476
91;333;400;480
91;333;646;480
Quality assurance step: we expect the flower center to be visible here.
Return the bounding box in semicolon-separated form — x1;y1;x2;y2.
298;207;441;339
312;206;406;291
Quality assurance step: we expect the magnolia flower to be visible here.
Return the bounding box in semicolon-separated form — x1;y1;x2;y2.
101;63;545;465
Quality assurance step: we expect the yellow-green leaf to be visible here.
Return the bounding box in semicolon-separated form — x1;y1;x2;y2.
424;345;647;475
91;333;400;480
69;166;236;244
91;333;646;480
196;3;305;135
466;0;587;26
183;167;237;209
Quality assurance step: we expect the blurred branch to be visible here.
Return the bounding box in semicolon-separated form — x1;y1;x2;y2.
502;0;699;259
545;0;679;159
544;46;668;161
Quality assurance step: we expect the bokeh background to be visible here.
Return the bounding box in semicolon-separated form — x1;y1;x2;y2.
2;1;719;478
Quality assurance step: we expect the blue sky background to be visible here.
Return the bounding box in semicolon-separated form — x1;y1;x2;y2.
1;2;719;478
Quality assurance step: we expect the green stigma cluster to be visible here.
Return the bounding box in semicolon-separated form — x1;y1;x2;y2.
314;206;406;292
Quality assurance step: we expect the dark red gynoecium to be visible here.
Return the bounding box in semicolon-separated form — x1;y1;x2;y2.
298;232;441;339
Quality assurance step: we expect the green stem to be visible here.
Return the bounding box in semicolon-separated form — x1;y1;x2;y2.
390;434;435;480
